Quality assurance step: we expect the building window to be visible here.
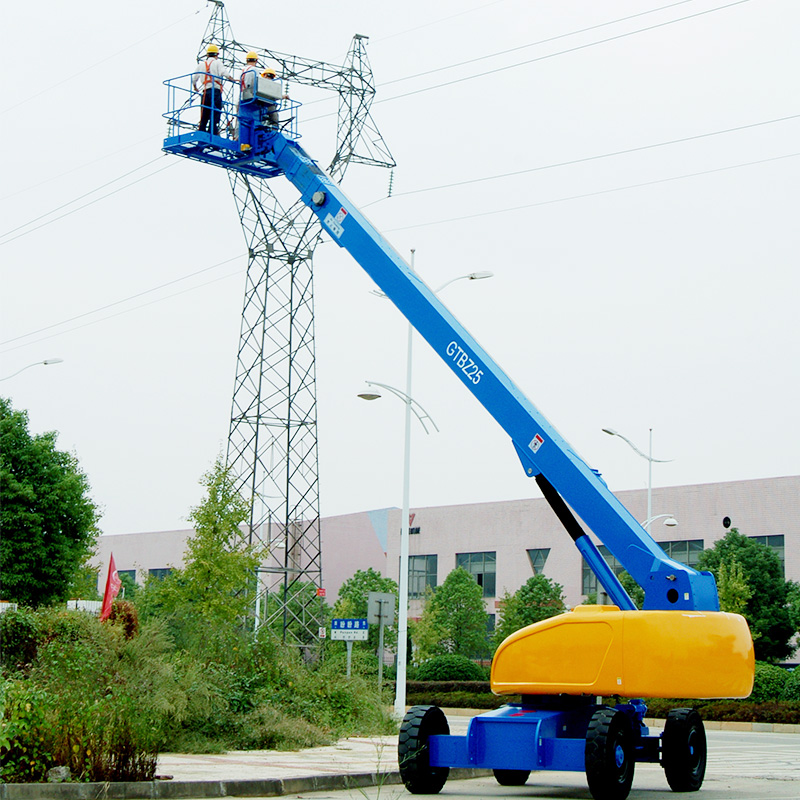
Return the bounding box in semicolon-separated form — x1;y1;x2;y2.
527;548;550;575
581;545;624;597
749;535;785;575
456;551;496;598
409;554;438;598
149;568;172;581
658;539;704;568
117;569;136;582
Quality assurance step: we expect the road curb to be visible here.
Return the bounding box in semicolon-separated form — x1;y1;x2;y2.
0;768;490;800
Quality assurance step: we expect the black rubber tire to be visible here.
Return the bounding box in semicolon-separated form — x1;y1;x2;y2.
662;708;706;792
398;705;450;794
493;768;531;786
585;706;635;800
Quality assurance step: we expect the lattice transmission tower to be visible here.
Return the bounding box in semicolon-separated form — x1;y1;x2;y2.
197;2;395;649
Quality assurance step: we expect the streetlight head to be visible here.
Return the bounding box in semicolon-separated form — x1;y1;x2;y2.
358;391;381;401
468;271;493;280
664;517;678;527
42;358;64;365
602;428;618;436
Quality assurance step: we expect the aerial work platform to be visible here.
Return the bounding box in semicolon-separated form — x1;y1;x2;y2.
162;72;300;179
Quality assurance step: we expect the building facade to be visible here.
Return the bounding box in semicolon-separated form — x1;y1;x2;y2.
95;476;800;621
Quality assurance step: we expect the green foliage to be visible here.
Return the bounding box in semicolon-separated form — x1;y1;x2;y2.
107;599;139;639
0;682;52;782
493;574;567;649
749;662;790;703
697;528;795;662
333;567;398;654
0;607;41;669
137;457;263;657
412;568;489;661
416;654;487;681
618;571;645;609
0;397;99;607
782;668;800;702
717;558;752;615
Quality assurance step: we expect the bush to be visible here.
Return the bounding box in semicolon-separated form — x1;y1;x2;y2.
108;599;139;639
782;668;800;702
0;608;40;670
416;654;487;682
0;682;52;782
749;662;790;702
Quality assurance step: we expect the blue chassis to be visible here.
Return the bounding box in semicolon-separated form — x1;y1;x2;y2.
429;701;659;773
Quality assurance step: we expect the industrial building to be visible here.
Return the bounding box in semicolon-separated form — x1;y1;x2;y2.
95;475;799;621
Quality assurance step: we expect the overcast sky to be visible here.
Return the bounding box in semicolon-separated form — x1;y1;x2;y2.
2;0;798;536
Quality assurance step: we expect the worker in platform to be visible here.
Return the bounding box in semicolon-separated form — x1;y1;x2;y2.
260;66;288;126
237;59;289;152
193;44;231;136
237;51;261;152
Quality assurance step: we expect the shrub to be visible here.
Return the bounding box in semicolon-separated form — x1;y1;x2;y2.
28;611;184;781
416;654;487;682
749;662;790;702
0;608;40;670
108;599;139;639
782;668;800;702
0;682;52;782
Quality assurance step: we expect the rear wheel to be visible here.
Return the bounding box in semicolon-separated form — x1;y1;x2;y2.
662;708;706;792
585;706;635;800
398;705;450;794
493;768;531;786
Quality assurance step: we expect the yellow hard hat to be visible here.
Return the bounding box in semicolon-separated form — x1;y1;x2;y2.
207;44;220;55
261;67;277;78
246;51;258;62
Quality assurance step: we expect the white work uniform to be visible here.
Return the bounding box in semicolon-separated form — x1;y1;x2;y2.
193;56;231;93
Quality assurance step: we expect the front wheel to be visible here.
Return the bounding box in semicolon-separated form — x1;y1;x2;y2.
662;708;706;792
585;706;635;800
398;705;450;794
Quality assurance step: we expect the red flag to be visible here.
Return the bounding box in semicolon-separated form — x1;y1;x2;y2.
100;554;122;620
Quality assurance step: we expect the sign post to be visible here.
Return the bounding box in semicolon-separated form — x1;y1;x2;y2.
368;592;396;689
331;618;369;677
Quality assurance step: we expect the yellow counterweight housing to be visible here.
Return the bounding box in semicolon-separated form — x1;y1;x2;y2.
491;605;754;699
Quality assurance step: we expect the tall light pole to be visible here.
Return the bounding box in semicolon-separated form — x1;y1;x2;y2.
363;251;493;719
0;358;64;382
358;380;437;718
602;427;672;528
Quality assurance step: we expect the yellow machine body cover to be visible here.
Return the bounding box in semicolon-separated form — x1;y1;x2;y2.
491;605;754;699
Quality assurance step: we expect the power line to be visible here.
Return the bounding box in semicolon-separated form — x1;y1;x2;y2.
0;254;246;353
0;159;180;247
379;113;800;200
383;151;800;232
0;7;204;116
375;0;753;106
380;0;698;87
0;156;167;241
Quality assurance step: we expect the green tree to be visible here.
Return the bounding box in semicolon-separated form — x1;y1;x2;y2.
413;567;488;661
333;567;398;653
137;457;262;656
0;397;99;607
697;529;794;662
493;574;567;650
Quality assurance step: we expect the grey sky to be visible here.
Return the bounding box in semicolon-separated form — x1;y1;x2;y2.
2;0;798;535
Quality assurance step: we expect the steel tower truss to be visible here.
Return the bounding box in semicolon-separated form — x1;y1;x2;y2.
198;2;395;649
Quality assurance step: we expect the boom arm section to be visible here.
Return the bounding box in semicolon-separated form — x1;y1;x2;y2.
267;133;718;612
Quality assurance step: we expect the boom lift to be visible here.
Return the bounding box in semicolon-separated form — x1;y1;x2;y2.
163;72;754;800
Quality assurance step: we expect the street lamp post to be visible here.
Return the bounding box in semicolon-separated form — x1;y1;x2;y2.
602;427;672;528
363;252;493;719
0;358;64;382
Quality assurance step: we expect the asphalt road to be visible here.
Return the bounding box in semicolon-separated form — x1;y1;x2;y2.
301;728;800;800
